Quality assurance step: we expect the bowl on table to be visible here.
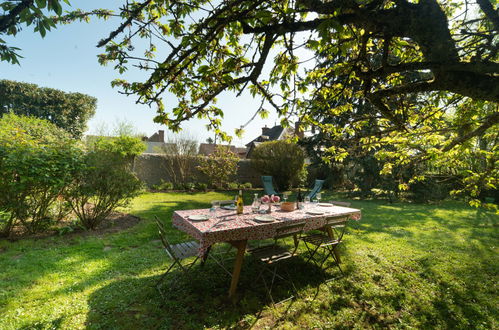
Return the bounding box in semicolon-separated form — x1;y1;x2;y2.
280;202;295;212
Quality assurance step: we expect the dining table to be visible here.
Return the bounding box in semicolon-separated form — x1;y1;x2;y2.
172;203;361;300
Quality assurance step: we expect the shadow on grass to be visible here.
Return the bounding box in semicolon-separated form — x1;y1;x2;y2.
85;255;329;329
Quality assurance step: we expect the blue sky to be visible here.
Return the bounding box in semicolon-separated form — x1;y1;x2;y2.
0;0;279;146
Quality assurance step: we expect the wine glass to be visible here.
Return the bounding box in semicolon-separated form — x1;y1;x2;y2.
317;192;322;204
283;192;288;203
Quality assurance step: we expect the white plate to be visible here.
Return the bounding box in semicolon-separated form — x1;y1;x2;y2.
307;210;325;215
221;205;236;210
318;203;333;207
188;214;210;221
254;215;275;223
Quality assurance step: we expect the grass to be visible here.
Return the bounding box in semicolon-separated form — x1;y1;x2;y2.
0;191;497;329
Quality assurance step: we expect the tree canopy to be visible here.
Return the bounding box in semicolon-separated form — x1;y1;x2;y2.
2;0;498;203
0;79;97;139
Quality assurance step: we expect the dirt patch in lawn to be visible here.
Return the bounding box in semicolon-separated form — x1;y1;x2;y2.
5;212;141;242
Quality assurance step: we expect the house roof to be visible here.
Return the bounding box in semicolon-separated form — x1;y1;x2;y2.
198;143;247;158
245;125;287;147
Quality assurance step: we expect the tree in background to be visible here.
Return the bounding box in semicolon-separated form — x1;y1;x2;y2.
0;80;97;139
157;133;199;188
197;145;239;189
251;140;306;191
2;0;497;205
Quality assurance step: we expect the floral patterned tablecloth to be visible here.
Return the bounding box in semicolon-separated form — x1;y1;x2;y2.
172;205;361;256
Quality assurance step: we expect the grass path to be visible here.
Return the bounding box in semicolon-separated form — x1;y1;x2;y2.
0;192;497;329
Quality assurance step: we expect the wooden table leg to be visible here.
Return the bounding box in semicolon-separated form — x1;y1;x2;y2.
326;227;341;263
201;246;211;267
228;240;247;301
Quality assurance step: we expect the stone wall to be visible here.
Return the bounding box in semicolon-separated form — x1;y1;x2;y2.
133;153;261;187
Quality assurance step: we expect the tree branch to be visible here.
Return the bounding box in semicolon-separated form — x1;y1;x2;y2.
97;0;153;47
0;0;34;33
476;0;499;32
442;111;499;152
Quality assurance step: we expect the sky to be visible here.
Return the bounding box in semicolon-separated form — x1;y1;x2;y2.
0;0;280;147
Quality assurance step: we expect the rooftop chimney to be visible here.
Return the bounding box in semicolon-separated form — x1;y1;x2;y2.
262;125;271;136
158;130;165;143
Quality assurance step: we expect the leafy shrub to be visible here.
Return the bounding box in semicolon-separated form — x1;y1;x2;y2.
195;182;208;191
153;180;174;191
0;114;83;236
86;135;145;168
65;149;142;230
197;145;239;189
251;140;306;190
183;182;195;191
227;182;239;190
240;182;252;189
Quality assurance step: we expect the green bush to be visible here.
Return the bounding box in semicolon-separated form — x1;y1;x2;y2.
240;182;252;189
153;180;174;191
65;149;142;230
227;182;239;190
197;145;239;189
251;140;306;190
0;114;83;236
183;182;195;191
195;182;208;191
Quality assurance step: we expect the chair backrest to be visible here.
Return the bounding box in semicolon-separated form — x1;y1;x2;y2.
261;176;279;195
330;201;351;207
307;179;325;199
274;221;306;240
154;216;176;259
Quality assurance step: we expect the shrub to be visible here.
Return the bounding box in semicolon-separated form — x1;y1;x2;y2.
240;182;252;189
197;145;239;189
227;182;239;190
250;140;306;190
153;180;174;191
65;149;142;230
0;114;83;236
183;182;195;191
195;182;208;191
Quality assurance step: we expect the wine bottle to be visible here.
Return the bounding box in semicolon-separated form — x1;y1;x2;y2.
236;190;244;214
296;189;303;209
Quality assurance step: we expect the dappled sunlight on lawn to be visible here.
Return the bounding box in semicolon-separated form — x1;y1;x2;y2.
0;192;497;328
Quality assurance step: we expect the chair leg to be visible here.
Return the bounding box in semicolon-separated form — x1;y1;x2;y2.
156;261;178;287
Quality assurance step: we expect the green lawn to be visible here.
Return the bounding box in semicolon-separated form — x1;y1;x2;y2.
0;191;497;329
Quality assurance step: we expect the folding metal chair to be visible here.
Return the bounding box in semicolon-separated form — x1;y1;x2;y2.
248;221;306;305
301;215;349;276
307;179;325;200
154;216;200;296
261;175;280;196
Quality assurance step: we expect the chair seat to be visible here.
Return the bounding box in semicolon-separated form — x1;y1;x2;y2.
167;240;200;259
301;233;340;247
249;245;295;264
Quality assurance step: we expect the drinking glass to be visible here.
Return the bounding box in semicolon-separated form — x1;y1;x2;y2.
304;196;311;209
317;192;322;204
210;201;219;219
283;192;288;203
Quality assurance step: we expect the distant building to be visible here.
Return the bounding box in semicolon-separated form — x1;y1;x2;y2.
245;123;304;158
142;130;169;153
198;143;247;158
